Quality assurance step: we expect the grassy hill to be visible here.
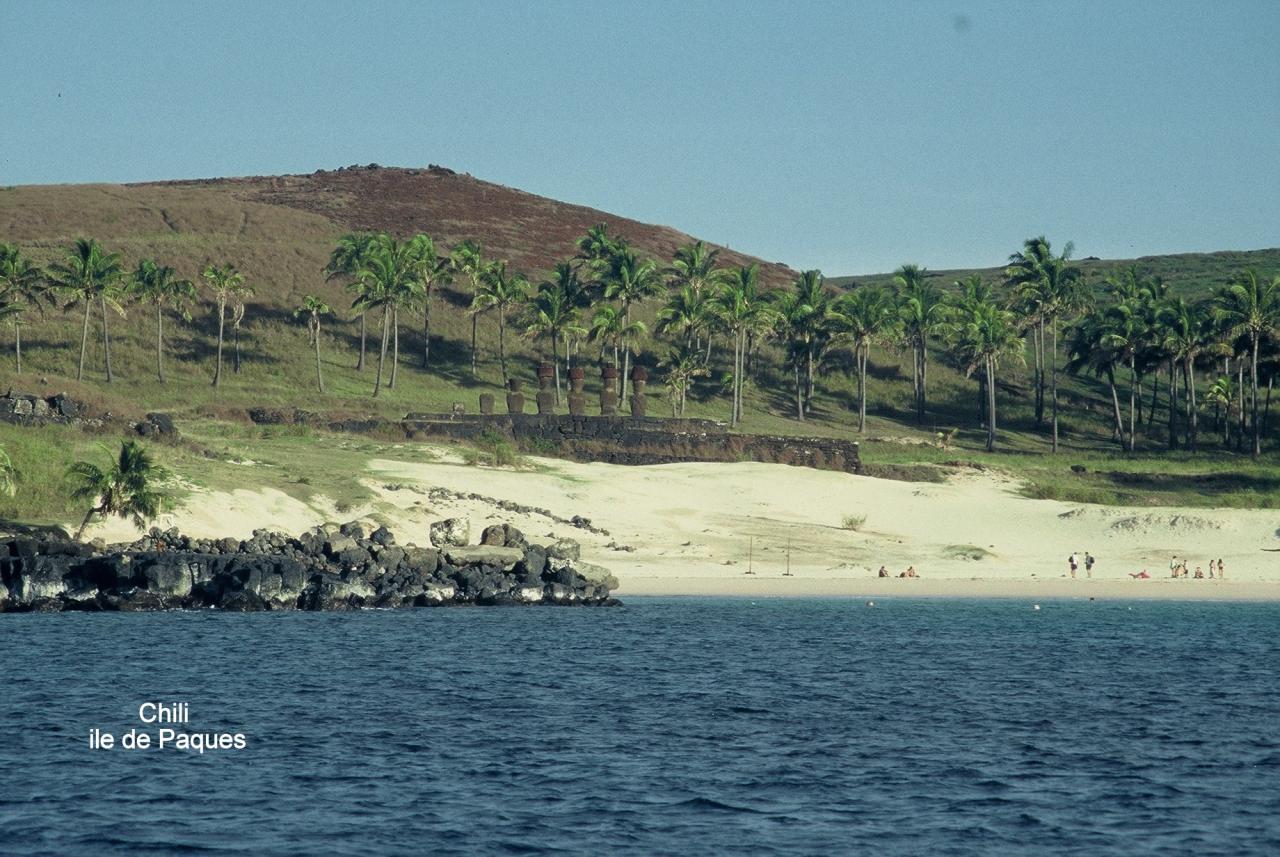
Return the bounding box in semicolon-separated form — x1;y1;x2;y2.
1;165;1279;527
831;248;1280;299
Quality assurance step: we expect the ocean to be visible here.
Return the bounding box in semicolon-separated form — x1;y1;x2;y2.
2;597;1278;855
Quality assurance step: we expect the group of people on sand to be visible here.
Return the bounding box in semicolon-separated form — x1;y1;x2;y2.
1128;557;1226;580
1067;552;1095;578
877;565;919;579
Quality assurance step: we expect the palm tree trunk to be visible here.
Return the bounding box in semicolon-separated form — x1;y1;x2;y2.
910;344;918;406
1050;320;1059;453
314;321;325;393
470;314;478;378
74;506;100;542
1238;361;1246;452
389;306;399;389
78;301;90;382
212;300;225;387
1152;368;1161;429
737;330;746;424
156;305;165;383
1034;321;1044;427
986;356;997;452
421;290;431;369
498;307;508;386
1184;359;1197;452
621;305;631;402
794;360;803;422
1107;367;1125;449
357;313;366;371
233;324;241;374
552;332;562;406
1167;357;1177;449
731;330;741;427
1251;335;1261;456
14;322;21;375
805;344;815;416
858;345;868;432
100;295;114;383
704;335;713;366
1129;356;1138;452
373;305;390;397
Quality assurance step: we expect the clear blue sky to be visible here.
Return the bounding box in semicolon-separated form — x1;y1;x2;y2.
2;0;1277;275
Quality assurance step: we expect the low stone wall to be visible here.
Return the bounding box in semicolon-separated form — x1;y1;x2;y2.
244;408;861;474
0;391;177;438
399;413;862;474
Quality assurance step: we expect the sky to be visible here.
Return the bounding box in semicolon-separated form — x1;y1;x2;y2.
2;0;1277;276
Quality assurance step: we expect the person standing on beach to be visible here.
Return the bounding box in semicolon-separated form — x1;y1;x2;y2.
1218;558;1225;579
1069;553;1079;578
1084;552;1095;578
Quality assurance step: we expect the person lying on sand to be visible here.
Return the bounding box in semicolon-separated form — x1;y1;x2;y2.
906;566;918;578
1130;570;1151;579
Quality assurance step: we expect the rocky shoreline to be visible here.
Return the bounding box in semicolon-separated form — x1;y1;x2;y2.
0;519;619;613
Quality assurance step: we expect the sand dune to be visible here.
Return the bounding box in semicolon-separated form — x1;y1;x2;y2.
85;453;1280;600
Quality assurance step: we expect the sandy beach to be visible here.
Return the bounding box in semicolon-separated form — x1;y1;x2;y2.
85;452;1280;601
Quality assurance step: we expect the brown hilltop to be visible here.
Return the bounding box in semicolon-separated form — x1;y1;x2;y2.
126;164;796;285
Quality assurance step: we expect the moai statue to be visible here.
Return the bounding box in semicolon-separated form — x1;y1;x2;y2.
567;367;587;416
506;378;526;415
478;393;495;416
629;366;648;418
536;363;556;415
600;365;619;416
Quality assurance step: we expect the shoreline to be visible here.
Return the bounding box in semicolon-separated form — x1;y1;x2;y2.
614;576;1280;601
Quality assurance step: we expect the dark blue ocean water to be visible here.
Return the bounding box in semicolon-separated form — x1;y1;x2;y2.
2;598;1279;856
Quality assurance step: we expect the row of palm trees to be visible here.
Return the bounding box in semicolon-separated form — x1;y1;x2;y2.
0;239;251;386
4;230;1278;455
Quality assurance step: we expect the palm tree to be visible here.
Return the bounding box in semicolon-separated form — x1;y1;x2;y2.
894;264;943;425
828;285;898;432
1066;313;1129;449
1006;236;1083;451
231;289;253;375
0;243;47;375
715;264;773;427
452;240;490;378
47;238;124;382
472;261;530;387
602;249;663;400
1098;301;1148;452
1157;297;1208;451
131;259;195;383
1213;269;1280;456
588;305;644;377
1203;377;1237;446
575;223;622;273
525;263;585;403
201;264;249;388
667;240;726;354
0;445;16;497
294;295;331;392
406;234;452;369
351;234;414;397
656;285;715;356
325;232;377;370
943;284;1025;451
68;440;170;541
659;345;710;417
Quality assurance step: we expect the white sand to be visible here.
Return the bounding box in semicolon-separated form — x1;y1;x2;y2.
83;454;1280;601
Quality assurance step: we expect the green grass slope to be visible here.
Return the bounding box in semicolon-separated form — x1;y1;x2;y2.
1;167;1279;525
